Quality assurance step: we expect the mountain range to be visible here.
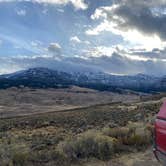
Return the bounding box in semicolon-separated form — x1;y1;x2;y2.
0;67;166;93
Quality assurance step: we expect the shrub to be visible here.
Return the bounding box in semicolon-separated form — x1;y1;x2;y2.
122;127;152;148
102;124;152;150
12;152;28;166
50;150;70;165
102;127;130;139
29;149;69;165
123;134;150;147
57;130;117;161
146;123;154;137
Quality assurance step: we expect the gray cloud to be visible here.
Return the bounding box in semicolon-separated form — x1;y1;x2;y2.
91;0;166;40
84;0;166;76
1;51;166;76
129;48;166;60
47;42;62;57
84;53;166;76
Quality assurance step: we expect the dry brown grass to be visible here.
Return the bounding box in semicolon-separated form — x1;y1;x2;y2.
0;87;140;118
0;89;163;165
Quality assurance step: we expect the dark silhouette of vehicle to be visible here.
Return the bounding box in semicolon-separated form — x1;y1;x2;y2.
154;101;166;164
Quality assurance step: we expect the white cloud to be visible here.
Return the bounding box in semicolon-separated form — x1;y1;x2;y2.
70;36;81;43
84;40;90;45
31;40;43;47
90;7;109;20
0;0;88;10
0;57;23;74
70;0;87;10
42;8;48;14
48;42;61;50
57;8;64;13
47;42;62;58
30;40;44;53
1;49;166;76
82;44;163;62
70;36;91;45
86;20;111;35
16;9;26;16
31;41;39;47
82;46;115;57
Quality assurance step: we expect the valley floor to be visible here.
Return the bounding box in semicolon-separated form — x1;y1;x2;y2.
0;86;139;118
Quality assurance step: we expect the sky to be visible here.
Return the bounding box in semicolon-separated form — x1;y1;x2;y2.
1;0;166;75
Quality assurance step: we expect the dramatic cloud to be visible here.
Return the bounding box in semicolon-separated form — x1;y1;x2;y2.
87;0;166;50
0;0;88;10
1;0;166;76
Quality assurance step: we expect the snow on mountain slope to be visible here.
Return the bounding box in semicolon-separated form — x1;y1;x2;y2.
0;67;164;93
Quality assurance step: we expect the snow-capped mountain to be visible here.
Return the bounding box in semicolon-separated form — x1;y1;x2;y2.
0;67;164;93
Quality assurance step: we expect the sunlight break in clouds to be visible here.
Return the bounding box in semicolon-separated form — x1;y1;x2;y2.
86;4;166;51
1;0;166;75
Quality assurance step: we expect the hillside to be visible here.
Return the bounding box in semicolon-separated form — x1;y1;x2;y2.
0;67;165;93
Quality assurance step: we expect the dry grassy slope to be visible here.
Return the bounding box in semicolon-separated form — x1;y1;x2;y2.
0;94;161;132
0;88;165;166
0;86;140;118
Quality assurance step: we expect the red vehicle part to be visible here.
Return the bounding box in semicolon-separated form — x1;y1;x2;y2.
154;101;166;164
